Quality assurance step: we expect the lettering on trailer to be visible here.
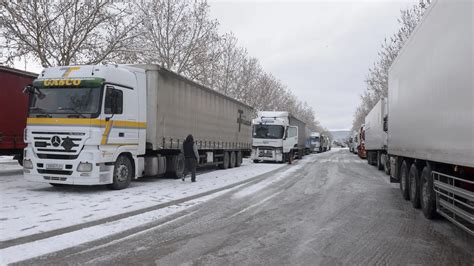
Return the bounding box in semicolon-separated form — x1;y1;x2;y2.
237;109;251;132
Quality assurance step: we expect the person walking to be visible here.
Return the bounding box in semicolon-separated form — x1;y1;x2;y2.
182;134;199;182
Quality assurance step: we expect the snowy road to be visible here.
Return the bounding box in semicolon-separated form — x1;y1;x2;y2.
19;149;473;265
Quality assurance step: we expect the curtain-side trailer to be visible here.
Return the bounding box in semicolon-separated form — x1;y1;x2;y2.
0;66;37;165
23;64;253;189
387;0;473;234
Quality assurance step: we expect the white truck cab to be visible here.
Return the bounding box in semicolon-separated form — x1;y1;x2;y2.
23;65;147;189
251;111;299;163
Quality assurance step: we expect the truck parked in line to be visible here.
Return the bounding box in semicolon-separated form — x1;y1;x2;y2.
364;98;388;171
382;0;473;234
0;66;38;165
321;135;331;152
251;111;306;163
349;131;358;154
357;125;366;159
307;132;321;153
23;64;253;189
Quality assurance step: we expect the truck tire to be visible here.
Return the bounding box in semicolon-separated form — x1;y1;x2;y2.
377;152;383;170
229;151;236;168
383;154;390;175
420;165;437;219
400;160;410;200
220;152;229;169
107;155;132;190
409;164;421;209
236;151;242;167
166;154;185;179
253;159;259;164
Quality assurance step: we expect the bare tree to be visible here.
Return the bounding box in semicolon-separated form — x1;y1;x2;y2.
0;0;138;67
135;0;220;80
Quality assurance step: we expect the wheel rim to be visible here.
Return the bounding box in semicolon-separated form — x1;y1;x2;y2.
116;164;129;183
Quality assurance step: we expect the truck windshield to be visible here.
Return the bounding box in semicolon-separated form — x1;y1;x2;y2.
311;136;320;142
29;87;102;118
253;125;284;139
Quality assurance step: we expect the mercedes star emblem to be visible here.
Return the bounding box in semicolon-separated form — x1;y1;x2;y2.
51;136;61;147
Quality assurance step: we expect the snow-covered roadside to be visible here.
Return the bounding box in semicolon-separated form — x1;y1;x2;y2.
0;159;285;242
0;157;22;173
0;186;239;265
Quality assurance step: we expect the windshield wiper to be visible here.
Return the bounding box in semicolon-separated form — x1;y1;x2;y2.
58;107;87;118
29;107;52;118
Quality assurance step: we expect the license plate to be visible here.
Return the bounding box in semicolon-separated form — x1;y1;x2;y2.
46;163;63;170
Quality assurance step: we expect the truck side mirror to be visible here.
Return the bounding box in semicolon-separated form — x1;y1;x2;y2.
23;85;45;99
383;116;388;132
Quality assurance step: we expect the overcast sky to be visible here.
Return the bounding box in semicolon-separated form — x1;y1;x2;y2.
208;0;414;130
13;0;415;131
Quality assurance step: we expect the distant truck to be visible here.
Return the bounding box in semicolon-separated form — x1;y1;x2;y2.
357;125;366;158
0;66;37;165
364;98;388;171
251;111;306;163
349;131;358;154
23;64;253;189
307;132;321;153
386;0;473;234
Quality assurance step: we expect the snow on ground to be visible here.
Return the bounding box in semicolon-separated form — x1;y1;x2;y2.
0;157;22;172
0;159;284;242
0;185;238;265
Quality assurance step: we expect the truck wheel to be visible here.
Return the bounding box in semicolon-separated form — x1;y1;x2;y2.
253;159;259;164
235;151;242;167
229;151;236;168
377;152;384;170
383;154;390;175
420;165;437;219
220;152;229;169
409;164;421;209
166;154;185;179
107;155;132;190
367;151;372;165
400;161;410;200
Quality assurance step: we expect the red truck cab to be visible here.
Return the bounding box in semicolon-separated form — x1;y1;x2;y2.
0;66;38;164
358;124;367;159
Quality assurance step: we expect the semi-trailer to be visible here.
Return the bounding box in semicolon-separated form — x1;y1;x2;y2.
386;0;473;234
0;66;38;165
23;64;253;189
364;98;388;171
251;111;306;163
308;132;321;153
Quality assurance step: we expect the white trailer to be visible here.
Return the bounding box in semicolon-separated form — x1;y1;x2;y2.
251;111;306;163
23;64;253;189
364;98;388;171
387;0;473;234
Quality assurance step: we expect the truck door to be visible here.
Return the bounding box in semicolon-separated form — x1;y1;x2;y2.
283;126;298;153
102;85;139;145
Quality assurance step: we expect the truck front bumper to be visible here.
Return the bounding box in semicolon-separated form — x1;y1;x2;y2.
23;147;114;185
251;147;284;162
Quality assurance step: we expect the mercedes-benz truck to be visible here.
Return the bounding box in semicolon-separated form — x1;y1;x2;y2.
23;64;253;189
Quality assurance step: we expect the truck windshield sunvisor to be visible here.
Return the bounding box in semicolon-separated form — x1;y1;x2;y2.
28;87;102;118
253;125;284;139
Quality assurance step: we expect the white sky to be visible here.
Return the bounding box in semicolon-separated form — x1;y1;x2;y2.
208;0;415;130
13;0;415;131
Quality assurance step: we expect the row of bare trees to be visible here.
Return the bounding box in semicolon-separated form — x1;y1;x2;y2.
351;0;431;131
0;0;323;131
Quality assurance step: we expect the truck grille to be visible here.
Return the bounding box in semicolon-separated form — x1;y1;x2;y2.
32;132;86;160
258;148;274;158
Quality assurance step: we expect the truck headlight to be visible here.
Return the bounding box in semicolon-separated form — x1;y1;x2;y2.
23;159;33;169
77;162;93;172
275;149;282;154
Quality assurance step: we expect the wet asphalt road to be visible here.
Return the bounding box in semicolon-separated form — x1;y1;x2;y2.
26;149;473;265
